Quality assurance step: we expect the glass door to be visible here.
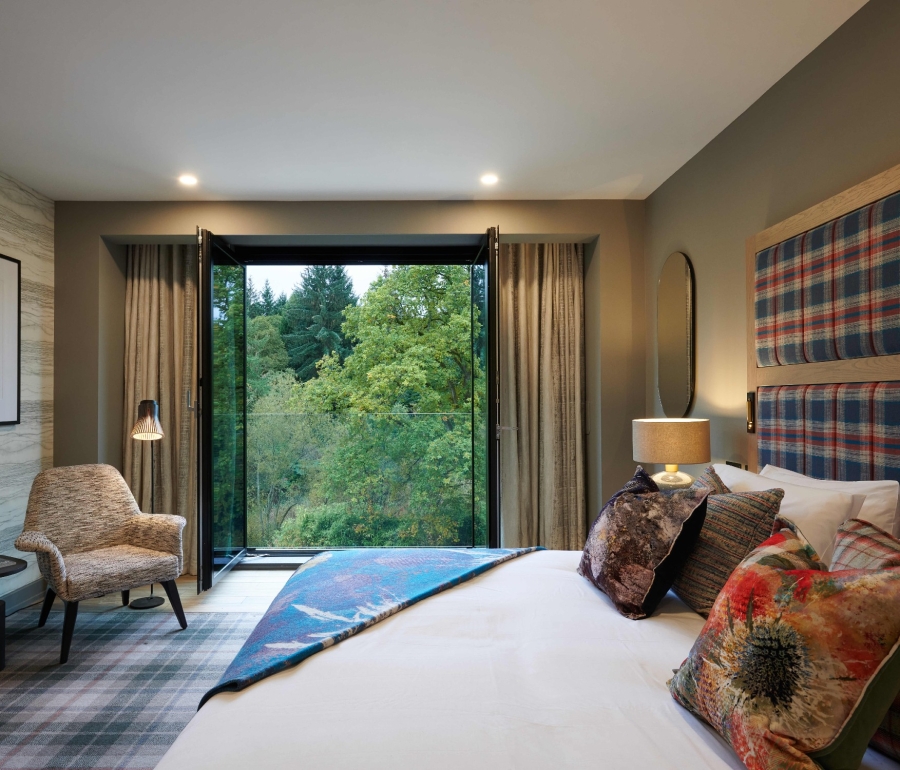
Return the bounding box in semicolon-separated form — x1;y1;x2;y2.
198;229;247;591
477;227;500;547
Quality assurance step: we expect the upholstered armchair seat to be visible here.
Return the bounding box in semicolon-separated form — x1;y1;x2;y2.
15;464;188;664
60;545;180;602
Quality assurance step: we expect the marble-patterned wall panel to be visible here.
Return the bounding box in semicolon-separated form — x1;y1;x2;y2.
0;171;53;598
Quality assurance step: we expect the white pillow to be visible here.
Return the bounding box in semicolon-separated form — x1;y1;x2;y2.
760;464;900;538
712;464;861;563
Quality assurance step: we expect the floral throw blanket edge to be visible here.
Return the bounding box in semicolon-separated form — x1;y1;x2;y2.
200;546;543;708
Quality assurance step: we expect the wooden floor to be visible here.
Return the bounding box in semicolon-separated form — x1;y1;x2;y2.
39;570;293;615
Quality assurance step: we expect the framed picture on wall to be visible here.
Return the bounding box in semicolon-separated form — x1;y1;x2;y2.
0;253;21;425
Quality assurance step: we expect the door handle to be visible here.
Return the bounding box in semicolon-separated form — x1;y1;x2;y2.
495;425;519;440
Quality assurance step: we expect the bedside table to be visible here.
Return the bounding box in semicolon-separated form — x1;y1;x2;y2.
0;555;28;670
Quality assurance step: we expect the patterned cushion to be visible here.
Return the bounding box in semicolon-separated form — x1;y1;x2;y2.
830;518;900;571
674;468;784;617
754;190;900;367
578;468;708;620
691;465;730;495
669;529;900;770
828;519;900;762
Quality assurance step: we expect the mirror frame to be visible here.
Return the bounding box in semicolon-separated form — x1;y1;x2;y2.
656;251;695;417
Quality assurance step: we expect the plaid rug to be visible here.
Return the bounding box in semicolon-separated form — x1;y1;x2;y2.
0;609;262;770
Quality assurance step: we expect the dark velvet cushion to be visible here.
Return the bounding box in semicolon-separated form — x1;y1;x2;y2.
578;466;709;619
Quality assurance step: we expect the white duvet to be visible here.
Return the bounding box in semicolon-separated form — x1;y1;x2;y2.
157;550;898;770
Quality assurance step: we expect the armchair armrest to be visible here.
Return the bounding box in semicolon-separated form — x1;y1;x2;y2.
126;513;186;572
14;530;67;586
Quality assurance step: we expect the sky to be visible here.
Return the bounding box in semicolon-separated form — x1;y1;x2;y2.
247;264;388;300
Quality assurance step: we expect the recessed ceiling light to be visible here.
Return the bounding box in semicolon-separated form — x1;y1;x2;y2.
480;173;499;186
178;174;198;186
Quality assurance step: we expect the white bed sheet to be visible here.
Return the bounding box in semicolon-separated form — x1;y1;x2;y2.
157;550;899;770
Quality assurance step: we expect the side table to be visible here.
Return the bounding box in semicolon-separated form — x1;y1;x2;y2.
0;555;28;670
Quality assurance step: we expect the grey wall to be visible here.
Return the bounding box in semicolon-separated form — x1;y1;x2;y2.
644;0;900;473
0;171;53;603
55;199;646;527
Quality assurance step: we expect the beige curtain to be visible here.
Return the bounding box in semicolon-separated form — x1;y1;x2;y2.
499;243;586;549
123;244;198;575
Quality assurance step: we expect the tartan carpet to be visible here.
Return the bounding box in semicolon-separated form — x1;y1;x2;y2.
0;609;262;770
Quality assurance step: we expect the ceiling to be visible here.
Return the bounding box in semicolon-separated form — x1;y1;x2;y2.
0;0;866;201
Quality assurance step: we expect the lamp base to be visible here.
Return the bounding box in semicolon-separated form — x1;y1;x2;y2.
129;595;165;610
650;470;694;490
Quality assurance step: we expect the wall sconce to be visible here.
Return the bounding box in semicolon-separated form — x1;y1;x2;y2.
746;391;756;433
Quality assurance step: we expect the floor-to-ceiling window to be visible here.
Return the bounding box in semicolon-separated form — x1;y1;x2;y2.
200;238;495;588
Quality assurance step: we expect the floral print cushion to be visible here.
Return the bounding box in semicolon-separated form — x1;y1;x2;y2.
669;528;900;770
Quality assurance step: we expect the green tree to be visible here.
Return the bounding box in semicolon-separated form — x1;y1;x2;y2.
281;265;357;381
211;264;246;549
247;314;290;405
278;264;486;548
247;277;262;319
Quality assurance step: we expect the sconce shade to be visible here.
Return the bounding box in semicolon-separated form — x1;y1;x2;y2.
131;400;164;441
632;418;710;465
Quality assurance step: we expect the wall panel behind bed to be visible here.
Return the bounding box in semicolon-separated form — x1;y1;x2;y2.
747;163;900;475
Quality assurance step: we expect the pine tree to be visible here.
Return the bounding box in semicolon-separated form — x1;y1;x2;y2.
281;265;357;381
260;280;277;316
247;277;262;319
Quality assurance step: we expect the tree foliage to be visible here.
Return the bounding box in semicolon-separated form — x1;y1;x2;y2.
220;263;487;550
281;265;356;381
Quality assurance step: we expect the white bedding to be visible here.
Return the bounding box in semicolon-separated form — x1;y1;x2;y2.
157;550;899;770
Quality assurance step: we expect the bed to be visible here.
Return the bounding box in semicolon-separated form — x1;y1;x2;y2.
155;550;896;770
158;165;900;770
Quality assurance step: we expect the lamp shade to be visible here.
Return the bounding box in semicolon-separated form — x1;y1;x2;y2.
632;418;710;465
131;400;164;441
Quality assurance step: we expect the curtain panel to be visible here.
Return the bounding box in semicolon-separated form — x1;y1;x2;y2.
499;242;586;550
123;244;198;575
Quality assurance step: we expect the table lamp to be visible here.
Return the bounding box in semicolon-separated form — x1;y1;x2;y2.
632;418;710;489
130;399;165;609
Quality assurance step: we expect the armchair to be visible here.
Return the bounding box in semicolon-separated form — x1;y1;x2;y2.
15;464;187;664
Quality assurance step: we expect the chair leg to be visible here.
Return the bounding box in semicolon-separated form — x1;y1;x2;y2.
121;590;130;606
161;580;187;630
60;600;79;665
38;588;56;628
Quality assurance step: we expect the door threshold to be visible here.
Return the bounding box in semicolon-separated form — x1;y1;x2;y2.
234;554;312;571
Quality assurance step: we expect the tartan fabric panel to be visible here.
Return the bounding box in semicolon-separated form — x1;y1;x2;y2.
802;221;838;362
673;486;784;617
804;383;839;480
875;384;900;480
756;386;785;470
833;203;876;359
754;245;780;366
757;385;806;473
755;189;900;366
773;235;806;365
758;383;900;485
830;518;900;571
836;382;878;480
872;193;900;355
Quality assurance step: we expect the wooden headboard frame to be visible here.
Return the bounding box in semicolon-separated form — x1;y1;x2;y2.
745;162;900;470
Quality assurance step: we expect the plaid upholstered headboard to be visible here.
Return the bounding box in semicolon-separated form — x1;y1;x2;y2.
746;164;900;479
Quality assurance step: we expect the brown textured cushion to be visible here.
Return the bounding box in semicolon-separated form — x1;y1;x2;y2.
673;466;784;617
578;466;708;619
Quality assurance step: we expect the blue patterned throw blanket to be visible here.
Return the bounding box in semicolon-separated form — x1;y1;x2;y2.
200;547;542;707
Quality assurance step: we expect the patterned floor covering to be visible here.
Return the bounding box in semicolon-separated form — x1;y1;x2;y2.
0;609;262;770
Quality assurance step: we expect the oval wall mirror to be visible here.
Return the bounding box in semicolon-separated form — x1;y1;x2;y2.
657;252;695;417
